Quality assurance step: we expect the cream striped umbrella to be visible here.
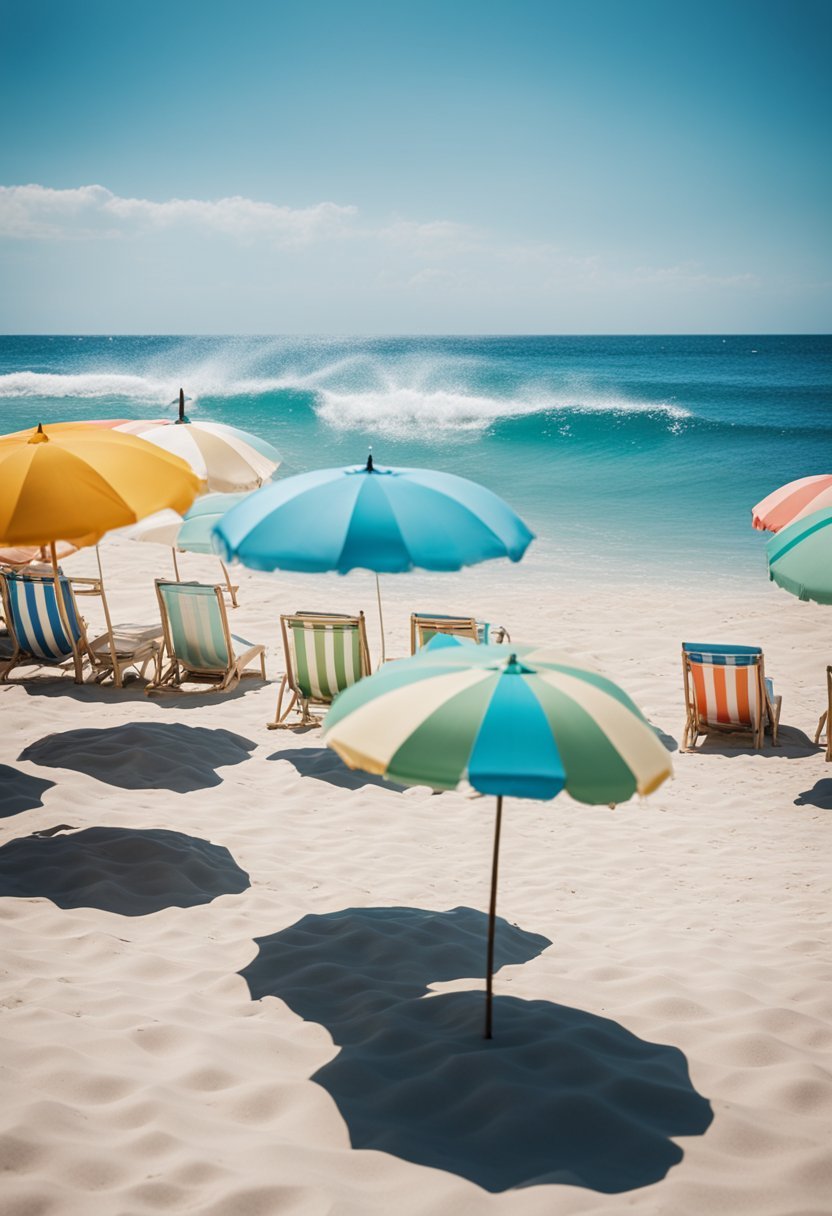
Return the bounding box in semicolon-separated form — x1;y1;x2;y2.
323;637;672;1038
85;391;280;492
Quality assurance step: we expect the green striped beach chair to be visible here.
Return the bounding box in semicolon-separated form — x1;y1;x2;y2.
0;570;87;682
269;612;371;729
150;580;266;694
410;612;510;654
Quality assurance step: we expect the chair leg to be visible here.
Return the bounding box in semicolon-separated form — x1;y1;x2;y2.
267;676;295;729
815;710;827;746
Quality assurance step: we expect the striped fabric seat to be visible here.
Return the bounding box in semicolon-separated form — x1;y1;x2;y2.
410;612;509;653
682;643;780;750
1;571;83;672
157;582;231;672
151;580;266;694
269;611;371;728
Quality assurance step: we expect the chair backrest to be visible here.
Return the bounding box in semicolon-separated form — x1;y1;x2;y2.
1;571;83;661
156;581;231;673
682;643;763;729
282;612;370;703
411;613;480;654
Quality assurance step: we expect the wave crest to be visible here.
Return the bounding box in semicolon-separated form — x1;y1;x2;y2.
315;386;691;436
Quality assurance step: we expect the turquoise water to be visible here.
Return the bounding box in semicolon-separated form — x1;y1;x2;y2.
1;335;830;582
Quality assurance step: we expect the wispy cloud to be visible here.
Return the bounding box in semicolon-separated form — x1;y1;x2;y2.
0;184;356;245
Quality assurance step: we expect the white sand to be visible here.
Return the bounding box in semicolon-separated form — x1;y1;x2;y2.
1;536;830;1215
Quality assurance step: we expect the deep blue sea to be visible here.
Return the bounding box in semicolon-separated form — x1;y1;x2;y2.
1;335;830;583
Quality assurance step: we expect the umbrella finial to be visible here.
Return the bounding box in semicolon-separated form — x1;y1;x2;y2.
366;451;374;472
176;388;187;424
28;423;48;444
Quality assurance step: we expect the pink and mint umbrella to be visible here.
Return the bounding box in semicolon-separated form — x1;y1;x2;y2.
752;475;832;532
767;507;832;604
322;637;672;1037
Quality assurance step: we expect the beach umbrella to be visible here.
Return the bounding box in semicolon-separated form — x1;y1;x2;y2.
322;637;672;1037
0;422;200;644
99;390;281;492
767;508;832;604
752;475;832;532
118;492;248;603
212;454;534;661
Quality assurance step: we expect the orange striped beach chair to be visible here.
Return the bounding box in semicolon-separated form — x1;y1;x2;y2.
682;643;781;751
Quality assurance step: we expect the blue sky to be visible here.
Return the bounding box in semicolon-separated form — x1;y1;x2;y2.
0;0;829;333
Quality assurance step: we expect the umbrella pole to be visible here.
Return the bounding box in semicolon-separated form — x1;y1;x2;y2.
219;559;238;607
171;547;181;581
375;573;386;665
95;544;120;684
484;794;504;1040
49;541;83;683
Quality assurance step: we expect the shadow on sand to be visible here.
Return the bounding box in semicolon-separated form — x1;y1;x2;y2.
19;722;256;792
267;746;408;792
0;764;56;817
686;722;817;758
794;778;832;809
240;906;712;1193
0;826;250;914
19;678;264;708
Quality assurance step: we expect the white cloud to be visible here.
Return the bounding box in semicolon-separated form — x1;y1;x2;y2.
0;184;357;245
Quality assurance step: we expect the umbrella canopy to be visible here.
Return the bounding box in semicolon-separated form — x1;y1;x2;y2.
212;455;534;573
121;492;249;554
0;423;200;547
117;492;248;596
322;637;671;1036
752;475;832;532
767;507;832;604
82;393;281;492
0;542;79;568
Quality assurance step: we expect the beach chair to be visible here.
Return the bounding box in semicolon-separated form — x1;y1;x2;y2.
681;643;781;751
813;666;832;762
149;580;266;694
410;612;510;654
0;569;87;682
0;569;162;687
269;611;371;728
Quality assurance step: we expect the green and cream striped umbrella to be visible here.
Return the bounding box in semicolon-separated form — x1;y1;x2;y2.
322;637;672;1037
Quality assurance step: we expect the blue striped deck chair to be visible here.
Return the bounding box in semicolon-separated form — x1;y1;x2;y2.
269;611;371;729
0;570;86;682
682;643;781;751
410;612;510;654
150;580;266;694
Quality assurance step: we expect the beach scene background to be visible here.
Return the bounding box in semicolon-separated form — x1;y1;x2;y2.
2;1;831;1214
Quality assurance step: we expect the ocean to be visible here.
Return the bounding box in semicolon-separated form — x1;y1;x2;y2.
1;334;830;584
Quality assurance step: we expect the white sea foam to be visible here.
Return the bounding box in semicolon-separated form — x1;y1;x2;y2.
315;385;691;435
0;361;691;435
0;371;178;403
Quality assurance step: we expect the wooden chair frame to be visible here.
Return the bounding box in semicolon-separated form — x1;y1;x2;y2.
813;665;832;762
0;569;160;688
681;646;781;751
269;611;371;729
149;579;265;695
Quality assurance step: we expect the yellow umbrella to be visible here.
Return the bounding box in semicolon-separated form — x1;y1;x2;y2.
0;423;200;670
0;423;199;547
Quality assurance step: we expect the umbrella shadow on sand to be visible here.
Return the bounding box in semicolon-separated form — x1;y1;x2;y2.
0;826;250;915
19;723;256;793
239;906;712;1193
266;746;408;792
0;764;55;817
